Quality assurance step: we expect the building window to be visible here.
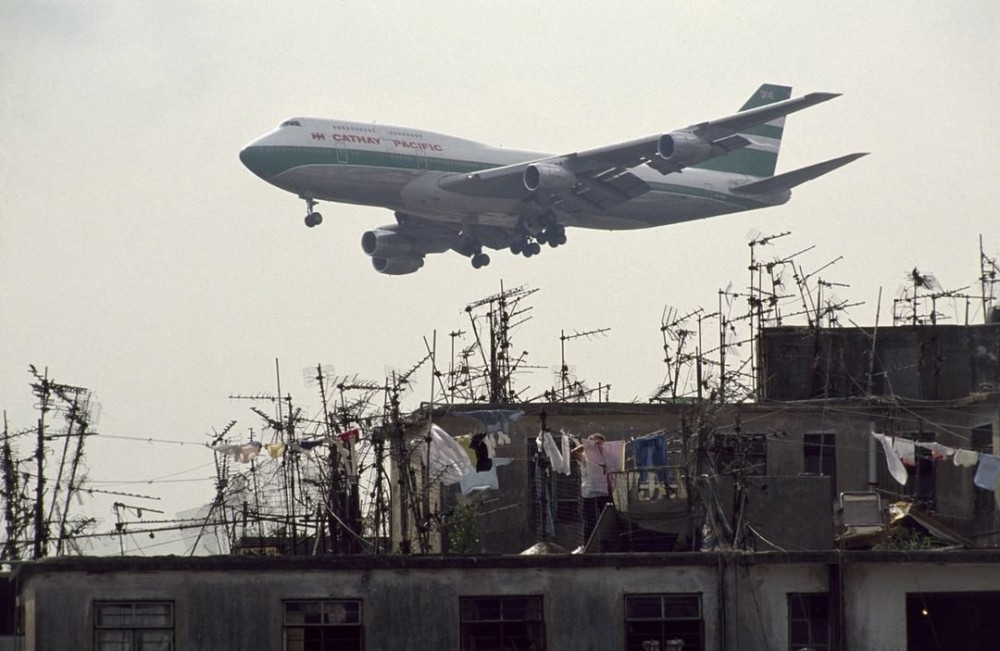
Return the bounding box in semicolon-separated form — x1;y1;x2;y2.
713;432;767;476
624;593;703;651
94;601;174;651
787;593;830;650
460;595;545;651
803;433;837;500
284;600;363;651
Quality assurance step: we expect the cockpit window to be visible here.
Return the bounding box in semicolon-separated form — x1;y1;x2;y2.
280;119;302;127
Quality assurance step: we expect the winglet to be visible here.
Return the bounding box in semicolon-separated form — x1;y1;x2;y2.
730;152;868;195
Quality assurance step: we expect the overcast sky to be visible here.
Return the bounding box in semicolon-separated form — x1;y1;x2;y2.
2;1;998;553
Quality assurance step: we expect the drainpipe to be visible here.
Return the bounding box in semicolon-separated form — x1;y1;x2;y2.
993;406;1000;517
868;421;877;490
829;556;845;651
717;554;727;651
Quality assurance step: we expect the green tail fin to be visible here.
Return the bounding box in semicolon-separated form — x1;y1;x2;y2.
693;84;791;177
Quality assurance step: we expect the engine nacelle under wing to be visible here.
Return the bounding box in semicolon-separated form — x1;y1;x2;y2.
361;222;463;274
371;255;424;275
523;163;577;192
361;227;415;258
657;132;714;166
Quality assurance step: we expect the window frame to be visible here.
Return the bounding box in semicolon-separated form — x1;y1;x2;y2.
283;599;364;651
803;432;838;502
93;600;174;651
624;593;704;651
460;594;546;651
787;592;831;651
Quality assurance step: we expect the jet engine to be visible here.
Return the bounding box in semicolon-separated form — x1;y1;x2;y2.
523;163;577;192
371;255;424;275
361;222;460;274
361;228;415;258
657;132;714;166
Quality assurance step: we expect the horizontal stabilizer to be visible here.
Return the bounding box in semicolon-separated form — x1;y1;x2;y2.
730;152;868;195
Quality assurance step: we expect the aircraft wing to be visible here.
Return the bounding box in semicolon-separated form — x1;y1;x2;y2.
439;90;841;214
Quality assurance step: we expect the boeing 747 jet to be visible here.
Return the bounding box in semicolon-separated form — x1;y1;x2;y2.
240;84;865;275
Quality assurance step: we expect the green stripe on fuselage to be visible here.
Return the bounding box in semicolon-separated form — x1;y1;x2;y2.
246;145;773;212
648;180;771;211
690;147;778;177
243;145;493;179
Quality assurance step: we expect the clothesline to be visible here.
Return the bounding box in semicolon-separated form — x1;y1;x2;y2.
871;431;1000;495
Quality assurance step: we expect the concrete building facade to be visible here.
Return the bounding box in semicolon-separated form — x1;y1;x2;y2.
15;551;1000;650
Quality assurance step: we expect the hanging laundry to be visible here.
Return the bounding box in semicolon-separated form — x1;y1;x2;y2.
455;409;525;435
470;433;492;472
915;441;956;462
893;437;916;466
973;454;1000;491
420;424;474;486
265;443;286;459
631;432;669;484
296;438;326;452
537;430;571;475
459;458;513;496
337;428;360;444
871;432;908;485
953;449;980;467
579;438;625;498
533;454;555;538
211;441;262;464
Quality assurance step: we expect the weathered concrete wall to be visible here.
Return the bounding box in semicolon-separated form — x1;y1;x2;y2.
17;552;1000;651
19;555;723;651
843;560;1000;650
759;324;1000;402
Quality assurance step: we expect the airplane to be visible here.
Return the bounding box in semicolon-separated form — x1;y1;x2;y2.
239;84;866;275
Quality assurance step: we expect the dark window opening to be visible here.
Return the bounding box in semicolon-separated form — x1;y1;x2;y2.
787;593;830;650
624;593;703;651
94;601;174;651
713;432;767;476
284;599;363;651
907;591;1000;651
804;433;837;501
461;595;545;651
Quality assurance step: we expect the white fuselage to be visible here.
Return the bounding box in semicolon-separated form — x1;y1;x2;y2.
240;118;783;231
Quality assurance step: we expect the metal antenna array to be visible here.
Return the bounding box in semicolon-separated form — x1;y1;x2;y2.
891;268;974;326
980;235;1000;321
22;366;97;559
547;327;611;402
461;283;539;404
651;307;708;402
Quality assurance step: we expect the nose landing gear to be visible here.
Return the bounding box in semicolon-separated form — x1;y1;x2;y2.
302;197;323;228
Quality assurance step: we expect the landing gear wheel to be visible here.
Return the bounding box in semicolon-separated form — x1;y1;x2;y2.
471;253;491;269
543;225;566;247
521;242;541;257
302;197;322;228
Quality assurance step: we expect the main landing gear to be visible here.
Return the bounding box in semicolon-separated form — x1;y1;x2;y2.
471;251;491;269
509;224;567;258
302;197;323;228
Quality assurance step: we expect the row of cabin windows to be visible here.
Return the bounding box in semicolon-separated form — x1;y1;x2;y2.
90;593;837;651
